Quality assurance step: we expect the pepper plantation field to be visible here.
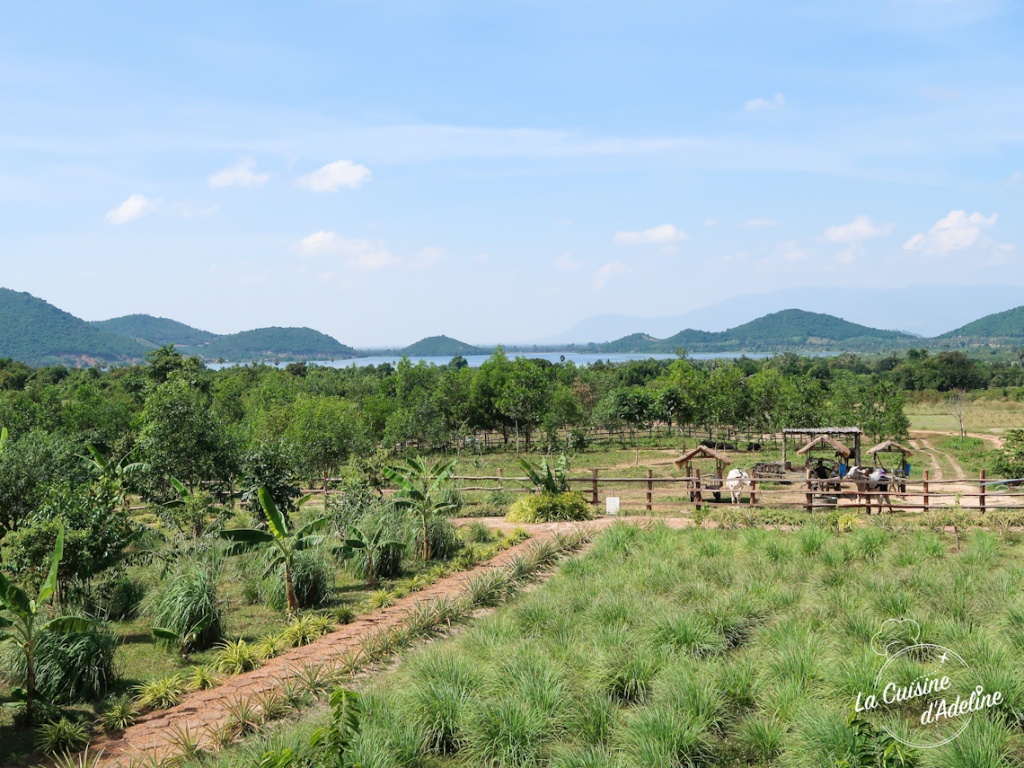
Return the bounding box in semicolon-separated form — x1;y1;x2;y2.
183;521;1024;768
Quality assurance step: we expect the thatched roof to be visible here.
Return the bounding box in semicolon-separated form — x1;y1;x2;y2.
867;440;914;457
796;435;851;458
782;427;863;435
673;446;732;468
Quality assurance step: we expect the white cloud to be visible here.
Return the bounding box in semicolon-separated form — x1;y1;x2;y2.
296;230;398;270
835;244;861;264
592;262;628;289
777;240;809;263
1006;171;1022;189
554;253;581;270
745;93;785;111
295;160;372;192
409;246;444;270
823;215;894;243
105;194;159;224
903;210;997;255
613;224;687;245
208;157;269;188
704;219;718;227
743;218;777;228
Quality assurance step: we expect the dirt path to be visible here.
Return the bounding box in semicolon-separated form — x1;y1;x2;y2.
91;532;579;768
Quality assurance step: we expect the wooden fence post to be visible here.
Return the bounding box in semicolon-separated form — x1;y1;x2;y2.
694;475;702;505
497;467;504;492
749;479;757;506
646;469;653;512
591;468;599;506
805;474;813;514
980;469;986;515
923;470;929;513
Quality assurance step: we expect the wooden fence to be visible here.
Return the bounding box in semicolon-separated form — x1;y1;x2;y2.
310;469;1024;515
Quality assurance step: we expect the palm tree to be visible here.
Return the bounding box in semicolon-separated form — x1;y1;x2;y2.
220;488;326;615
0;528;91;722
383;458;457;560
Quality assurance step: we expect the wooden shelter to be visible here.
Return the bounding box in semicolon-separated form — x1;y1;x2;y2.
674;446;732;503
867;440;914;474
795;435;852;459
782;427;863;467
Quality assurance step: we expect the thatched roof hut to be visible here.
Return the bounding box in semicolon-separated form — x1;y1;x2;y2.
867;440;914;457
673;445;731;469
796;435;852;459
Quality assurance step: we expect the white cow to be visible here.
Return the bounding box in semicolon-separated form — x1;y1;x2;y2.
725;468;751;504
845;466;892;514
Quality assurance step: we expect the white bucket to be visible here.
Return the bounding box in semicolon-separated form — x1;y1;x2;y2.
606;497;620;515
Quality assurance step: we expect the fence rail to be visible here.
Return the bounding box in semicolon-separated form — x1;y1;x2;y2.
304;468;1024;515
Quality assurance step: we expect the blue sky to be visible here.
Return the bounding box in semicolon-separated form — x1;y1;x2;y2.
1;1;1022;346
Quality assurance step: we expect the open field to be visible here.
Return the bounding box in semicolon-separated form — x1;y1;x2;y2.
174;521;1024;768
907;399;1024;435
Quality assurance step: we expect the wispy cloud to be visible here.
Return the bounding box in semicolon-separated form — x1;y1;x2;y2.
209;157;269;188
823;215;894;243
745;93;785;111
554;253;581;270
295;160;372;192
297;230;398;270
1007;170;1022;188
903;210;997;255
613;224;687;245
408;246;444;270
593;262;628;289
105;194;159;224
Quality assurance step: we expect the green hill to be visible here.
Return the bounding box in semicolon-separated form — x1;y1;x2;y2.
197;327;356;361
400;335;484;356
0;288;146;365
91;314;219;347
599;309;914;353
939;306;1024;340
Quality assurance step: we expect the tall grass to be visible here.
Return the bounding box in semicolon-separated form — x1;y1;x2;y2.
188;521;1024;768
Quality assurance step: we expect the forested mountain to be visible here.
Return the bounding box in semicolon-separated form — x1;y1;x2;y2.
595;309;915;353
400;335;484;356
939;306;1024;340
0;288;146;365
195;327;356;361
91;314;219;347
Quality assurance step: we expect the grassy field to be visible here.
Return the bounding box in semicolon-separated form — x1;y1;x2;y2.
907;398;1024;434
189;522;1024;768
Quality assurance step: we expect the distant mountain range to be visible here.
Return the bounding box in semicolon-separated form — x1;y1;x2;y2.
4;287;1024;367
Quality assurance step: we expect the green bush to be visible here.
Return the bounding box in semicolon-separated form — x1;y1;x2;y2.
92;572;146;620
144;558;223;653
506;492;594;523
35;716;91;756
0;619;117;703
265;549;333;611
426;517;463;561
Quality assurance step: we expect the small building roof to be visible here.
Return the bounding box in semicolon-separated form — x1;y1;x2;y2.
673;446;732;468
867;440;914;457
782;427;863;435
796;435;852;458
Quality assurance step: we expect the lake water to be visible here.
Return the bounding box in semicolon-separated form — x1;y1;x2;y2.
208;351;792;370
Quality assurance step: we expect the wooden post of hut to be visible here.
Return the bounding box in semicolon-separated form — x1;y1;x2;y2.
673;445;731;509
980;469;986;515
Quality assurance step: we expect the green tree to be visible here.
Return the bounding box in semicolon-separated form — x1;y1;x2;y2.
220;488;327;615
0;528;91;722
343;517;406;588
383;458;457;560
138;375;235;498
496;358;551;454
285;396;361;484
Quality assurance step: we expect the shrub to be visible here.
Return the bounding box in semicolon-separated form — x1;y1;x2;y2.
35;716;91;756
214;639;263;675
506;492;593;523
134;673;186;710
145;558;223;653
265;549;333;611
459;521;494;544
100;695;137;733
426;517;463;561
0;618;117;703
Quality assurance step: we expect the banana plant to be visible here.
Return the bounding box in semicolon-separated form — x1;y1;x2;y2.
0;426;8;455
519;453;571;495
0;528;91;722
79;444;148;509
220;488;324;615
382;457;457;560
152;614;214;657
343;519;405;589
